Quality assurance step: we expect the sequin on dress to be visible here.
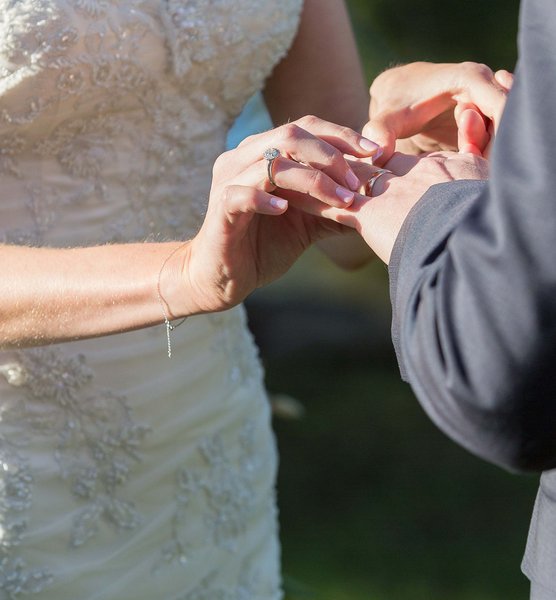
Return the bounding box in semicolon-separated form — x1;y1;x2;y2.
0;1;303;597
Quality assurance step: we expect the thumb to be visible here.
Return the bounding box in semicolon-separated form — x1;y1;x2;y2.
456;105;490;156
362;119;393;166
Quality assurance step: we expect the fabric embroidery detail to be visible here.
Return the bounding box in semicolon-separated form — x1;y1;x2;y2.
0;0;300;595
0;0;303;246
0;446;54;599
155;419;262;573
178;563;275;600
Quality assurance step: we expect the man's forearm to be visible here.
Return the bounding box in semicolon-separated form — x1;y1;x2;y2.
388;0;556;472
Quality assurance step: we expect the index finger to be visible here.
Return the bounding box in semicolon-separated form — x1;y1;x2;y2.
239;115;381;159
453;66;509;132
234;120;381;191
362;119;396;166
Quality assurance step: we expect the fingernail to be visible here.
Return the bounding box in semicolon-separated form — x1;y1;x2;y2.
373;147;384;160
345;169;360;191
336;186;354;204
360;137;380;152
270;197;288;210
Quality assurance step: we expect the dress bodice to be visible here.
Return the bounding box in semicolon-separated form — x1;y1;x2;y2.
0;2;303;598
0;0;302;245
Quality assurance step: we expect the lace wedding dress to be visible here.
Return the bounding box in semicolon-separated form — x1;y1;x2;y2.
0;1;302;598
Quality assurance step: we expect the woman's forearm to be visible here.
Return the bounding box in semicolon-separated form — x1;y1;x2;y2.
0;242;191;348
264;0;368;132
263;0;373;269
1;115;385;348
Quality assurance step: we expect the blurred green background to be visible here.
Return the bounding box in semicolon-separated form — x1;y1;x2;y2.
237;2;539;599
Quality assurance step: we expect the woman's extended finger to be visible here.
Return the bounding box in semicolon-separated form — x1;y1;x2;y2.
229;154;358;208
293;114;381;157
279;188;364;231
232;118;380;191
235;124;363;192
240;115;380;157
361;118;396;166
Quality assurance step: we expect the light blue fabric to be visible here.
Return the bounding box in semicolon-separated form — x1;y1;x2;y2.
226;93;273;149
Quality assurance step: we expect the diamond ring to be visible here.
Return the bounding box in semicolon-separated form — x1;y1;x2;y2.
263;147;281;188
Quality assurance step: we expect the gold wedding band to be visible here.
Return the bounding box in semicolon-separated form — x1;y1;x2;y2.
263;147;281;188
365;168;393;196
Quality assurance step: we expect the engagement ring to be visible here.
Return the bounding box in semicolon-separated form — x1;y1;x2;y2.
263;147;281;188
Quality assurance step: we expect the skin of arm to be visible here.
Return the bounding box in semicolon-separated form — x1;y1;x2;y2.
264;0;368;133
0;242;190;348
263;0;377;269
0;115;374;348
0;1;378;348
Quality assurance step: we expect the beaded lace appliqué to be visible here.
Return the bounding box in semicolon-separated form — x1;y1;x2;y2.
0;347;150;597
0;446;54;598
155;419;261;572
178;564;268;600
0;0;303;246
155;417;280;599
0;0;302;596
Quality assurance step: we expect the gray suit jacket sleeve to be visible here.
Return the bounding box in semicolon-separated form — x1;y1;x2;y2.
389;0;556;472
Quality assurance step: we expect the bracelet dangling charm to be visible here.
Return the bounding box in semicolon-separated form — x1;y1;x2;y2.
157;243;188;358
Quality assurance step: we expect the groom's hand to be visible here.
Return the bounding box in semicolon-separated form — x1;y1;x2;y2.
363;62;512;164
357;151;489;263
315;151;489;264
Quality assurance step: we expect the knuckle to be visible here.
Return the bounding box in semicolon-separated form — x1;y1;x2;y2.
237;132;258;148
370;70;389;93
322;144;343;167
297;114;318;128
369;80;383;100
305;168;325;195
477;63;493;78
459;60;474;71
212;150;231;176
337;124;356;142
461;60;492;79
280;122;302;141
221;184;235;207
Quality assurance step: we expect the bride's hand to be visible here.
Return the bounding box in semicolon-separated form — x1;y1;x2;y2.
363;61;513;164
179;116;380;314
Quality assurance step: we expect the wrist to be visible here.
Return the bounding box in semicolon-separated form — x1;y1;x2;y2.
157;240;201;320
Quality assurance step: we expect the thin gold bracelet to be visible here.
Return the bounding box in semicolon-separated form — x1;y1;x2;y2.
156;243;188;358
